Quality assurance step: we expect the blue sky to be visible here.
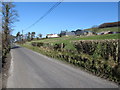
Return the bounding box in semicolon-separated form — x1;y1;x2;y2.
13;2;118;37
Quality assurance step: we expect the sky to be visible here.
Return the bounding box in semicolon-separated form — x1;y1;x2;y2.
3;0;120;2
12;2;118;37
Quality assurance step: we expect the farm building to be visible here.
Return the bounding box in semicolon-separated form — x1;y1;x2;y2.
46;34;59;38
65;32;75;36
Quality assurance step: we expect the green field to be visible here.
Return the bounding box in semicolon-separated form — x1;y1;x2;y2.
86;27;119;33
26;33;120;50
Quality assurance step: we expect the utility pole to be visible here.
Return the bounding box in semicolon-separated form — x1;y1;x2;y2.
22;30;23;39
22;30;23;44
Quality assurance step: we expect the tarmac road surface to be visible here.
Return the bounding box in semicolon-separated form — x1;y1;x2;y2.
7;45;119;88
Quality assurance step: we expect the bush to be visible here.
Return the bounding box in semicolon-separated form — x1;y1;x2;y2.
31;42;37;46
73;39;120;83
53;43;65;51
74;39;120;62
37;42;44;47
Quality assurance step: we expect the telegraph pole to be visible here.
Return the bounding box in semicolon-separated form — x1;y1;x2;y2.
22;30;23;38
22;30;23;44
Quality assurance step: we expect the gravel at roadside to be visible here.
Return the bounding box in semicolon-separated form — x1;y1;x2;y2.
2;53;11;88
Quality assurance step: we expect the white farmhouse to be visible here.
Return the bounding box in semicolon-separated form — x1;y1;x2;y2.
46;34;59;38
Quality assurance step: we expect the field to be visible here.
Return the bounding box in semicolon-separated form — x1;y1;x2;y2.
86;27;119;33
27;33;120;50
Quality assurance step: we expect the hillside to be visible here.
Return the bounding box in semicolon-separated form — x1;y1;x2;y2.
86;27;119;33
99;21;120;28
85;21;120;33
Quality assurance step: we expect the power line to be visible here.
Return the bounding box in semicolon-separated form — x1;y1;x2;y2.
23;0;63;31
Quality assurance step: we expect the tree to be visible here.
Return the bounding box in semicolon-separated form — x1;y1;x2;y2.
2;2;18;59
0;2;2;55
38;33;42;39
16;32;20;41
31;32;35;40
60;30;67;37
27;32;31;41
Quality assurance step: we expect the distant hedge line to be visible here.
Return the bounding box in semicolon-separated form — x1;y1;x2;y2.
31;39;120;84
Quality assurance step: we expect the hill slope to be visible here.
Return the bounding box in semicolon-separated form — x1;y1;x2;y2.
86;27;119;33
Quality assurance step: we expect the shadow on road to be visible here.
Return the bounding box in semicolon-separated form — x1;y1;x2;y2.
11;46;21;49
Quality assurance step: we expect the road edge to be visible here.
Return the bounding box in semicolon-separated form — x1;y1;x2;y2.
2;52;11;89
6;50;14;88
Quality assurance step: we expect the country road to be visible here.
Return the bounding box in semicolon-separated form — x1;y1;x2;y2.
7;45;119;88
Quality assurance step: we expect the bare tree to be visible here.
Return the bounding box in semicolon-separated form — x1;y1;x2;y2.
0;2;2;58
2;2;18;59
